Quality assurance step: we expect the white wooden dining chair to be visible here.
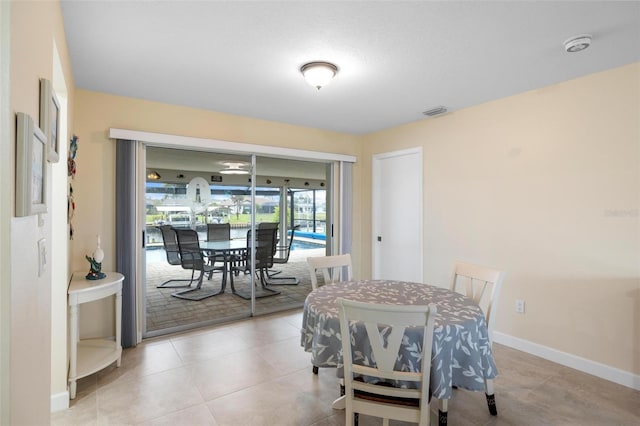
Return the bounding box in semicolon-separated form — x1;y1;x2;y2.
440;261;505;424
338;298;437;426
307;253;353;290
449;261;505;343
308;253;353;374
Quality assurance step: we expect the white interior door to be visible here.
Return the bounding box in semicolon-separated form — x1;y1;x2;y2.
372;148;423;282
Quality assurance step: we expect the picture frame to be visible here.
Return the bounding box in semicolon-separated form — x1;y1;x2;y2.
39;78;60;163
16;112;48;216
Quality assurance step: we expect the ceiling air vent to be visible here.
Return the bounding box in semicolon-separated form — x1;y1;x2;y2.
422;106;448;117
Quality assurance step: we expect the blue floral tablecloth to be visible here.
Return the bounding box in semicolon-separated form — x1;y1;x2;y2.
301;280;497;399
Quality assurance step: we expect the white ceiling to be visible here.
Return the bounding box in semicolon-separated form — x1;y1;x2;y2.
60;1;640;135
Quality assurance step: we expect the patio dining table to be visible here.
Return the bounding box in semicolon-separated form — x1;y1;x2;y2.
200;239;247;294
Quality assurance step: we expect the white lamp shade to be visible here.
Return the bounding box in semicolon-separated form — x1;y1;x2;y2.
301;62;337;90
93;235;104;263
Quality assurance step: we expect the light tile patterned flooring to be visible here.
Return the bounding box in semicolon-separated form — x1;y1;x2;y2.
51;308;640;425
145;247;324;336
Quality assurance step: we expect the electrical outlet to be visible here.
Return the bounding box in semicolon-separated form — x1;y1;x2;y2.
515;299;525;314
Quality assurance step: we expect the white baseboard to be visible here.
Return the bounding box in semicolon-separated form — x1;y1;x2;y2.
493;331;640;391
50;390;69;413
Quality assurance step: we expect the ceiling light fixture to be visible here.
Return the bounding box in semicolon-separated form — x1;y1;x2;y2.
219;161;250;175
564;34;592;53
147;170;161;180
300;61;338;90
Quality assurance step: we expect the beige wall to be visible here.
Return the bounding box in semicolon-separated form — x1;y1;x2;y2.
361;63;640;375
71;90;362;275
7;0;75;423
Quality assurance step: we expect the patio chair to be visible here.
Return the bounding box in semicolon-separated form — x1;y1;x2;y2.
232;228;281;299
265;225;300;285
206;223;231;278
257;221;279;231
171;228;225;301
155;225;198;288
227;225;276;278
206;222;231;241
338;298;437;426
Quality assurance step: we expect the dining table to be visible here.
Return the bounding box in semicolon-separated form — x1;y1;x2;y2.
300;279;498;412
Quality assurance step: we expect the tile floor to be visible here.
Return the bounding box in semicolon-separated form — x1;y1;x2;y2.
51;308;640;425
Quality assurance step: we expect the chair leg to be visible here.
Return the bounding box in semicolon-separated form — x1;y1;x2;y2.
156;268;196;288
264;267;300;285
439;399;448;426
257;268;281;295
312;365;319;375
170;268;222;301
485;378;497;415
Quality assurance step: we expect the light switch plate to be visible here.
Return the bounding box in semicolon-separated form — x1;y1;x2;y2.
38;238;46;277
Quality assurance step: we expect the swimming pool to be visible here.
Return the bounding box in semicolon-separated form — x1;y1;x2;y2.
291;239;325;250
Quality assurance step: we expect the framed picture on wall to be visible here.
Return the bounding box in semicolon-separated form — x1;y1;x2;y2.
16;112;48;216
39;78;60;163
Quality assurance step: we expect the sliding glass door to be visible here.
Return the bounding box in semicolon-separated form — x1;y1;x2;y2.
142;148;330;337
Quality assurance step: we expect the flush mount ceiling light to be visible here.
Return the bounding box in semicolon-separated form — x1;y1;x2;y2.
146;170;161;180
564;34;592;53
300;61;338;90
218;161;250;175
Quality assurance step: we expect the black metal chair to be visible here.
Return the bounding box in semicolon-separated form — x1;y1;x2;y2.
266;225;300;285
206;223;231;278
171;228;225;301
156;225;198;288
236;222;280;275
257;222;279;231
206;223;231;241
232;228;281;299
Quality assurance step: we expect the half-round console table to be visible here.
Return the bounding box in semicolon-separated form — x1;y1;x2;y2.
68;271;124;399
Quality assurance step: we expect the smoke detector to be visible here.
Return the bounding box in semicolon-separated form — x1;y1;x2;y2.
564;34;592;53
